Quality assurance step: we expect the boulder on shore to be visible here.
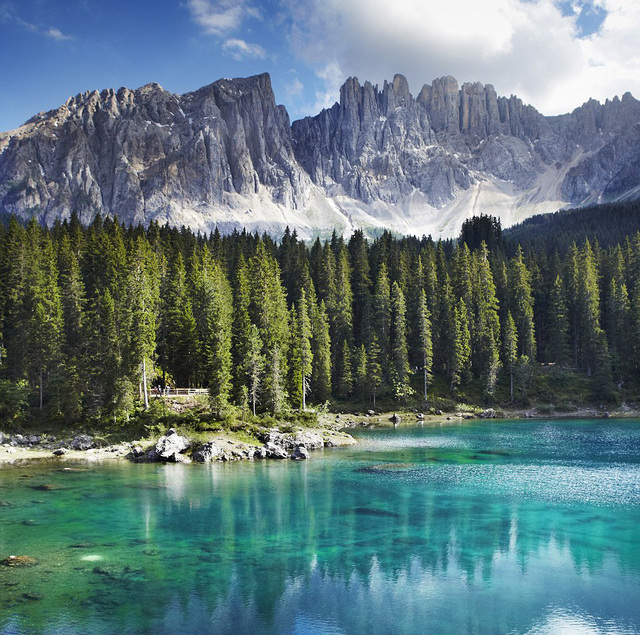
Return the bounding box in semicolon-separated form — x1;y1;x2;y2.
71;435;94;451
264;441;288;459
153;430;190;462
291;445;310;460
192;442;223;463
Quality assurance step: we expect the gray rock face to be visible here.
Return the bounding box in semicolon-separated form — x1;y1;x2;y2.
1;73;639;237
293;74;640;212
0;74;309;231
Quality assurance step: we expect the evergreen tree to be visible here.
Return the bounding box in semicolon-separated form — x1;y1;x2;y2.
503;311;518;402
353;344;368;403
416;289;433;402
335;338;353;400
126;237;159;409
249;241;289;413
231;253;253;401
546;275;570;365
372;263;392;370
246;324;264;416
390;281;412;400
604;277;629;378
310;300;332;403
509;246;536;360
57;234;87;421
349;229;372;347
577;239;603;375
367;335;383;408
290;289;313;410
473;243;501;395
450;299;471;393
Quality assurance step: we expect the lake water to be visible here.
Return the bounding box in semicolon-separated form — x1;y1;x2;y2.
1;419;640;635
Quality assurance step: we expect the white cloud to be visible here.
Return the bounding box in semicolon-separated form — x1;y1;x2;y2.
45;26;72;41
223;38;266;60
284;76;304;99
187;0;245;36
283;0;640;115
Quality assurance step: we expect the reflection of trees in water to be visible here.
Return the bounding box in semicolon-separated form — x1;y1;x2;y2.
4;460;638;633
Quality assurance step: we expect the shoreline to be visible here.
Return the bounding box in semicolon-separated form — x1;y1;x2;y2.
1;407;639;466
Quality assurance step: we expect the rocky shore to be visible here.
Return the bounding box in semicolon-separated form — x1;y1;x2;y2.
2;404;638;465
0;425;356;465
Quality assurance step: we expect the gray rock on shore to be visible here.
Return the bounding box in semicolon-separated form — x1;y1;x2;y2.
152;429;190;462
192;442;223;463
291;445;310;460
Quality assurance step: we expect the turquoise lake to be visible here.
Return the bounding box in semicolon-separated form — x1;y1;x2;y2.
1;419;640;634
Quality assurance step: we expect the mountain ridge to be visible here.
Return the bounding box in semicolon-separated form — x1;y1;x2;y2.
1;72;639;238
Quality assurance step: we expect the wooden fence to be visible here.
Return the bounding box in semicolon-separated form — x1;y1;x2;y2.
153;387;209;397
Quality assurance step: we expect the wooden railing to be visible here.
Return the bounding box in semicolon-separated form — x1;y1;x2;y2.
153;387;209;397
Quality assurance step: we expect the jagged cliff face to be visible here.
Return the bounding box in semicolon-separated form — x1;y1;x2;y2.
292;74;640;235
1;73;639;238
0;74;344;235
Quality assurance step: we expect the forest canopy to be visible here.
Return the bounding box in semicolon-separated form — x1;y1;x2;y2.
0;210;639;426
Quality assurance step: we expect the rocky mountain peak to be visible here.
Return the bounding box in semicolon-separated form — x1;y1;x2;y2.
1;72;639;239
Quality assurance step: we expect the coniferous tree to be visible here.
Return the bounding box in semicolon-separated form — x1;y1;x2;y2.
367;335;383;408
249;241;289;414
473;243;501;395
127;237;159;409
372;263;392;372
577;239;603;375
231;253;253;401
332;244;353;391
310;300;332;403
290;289;313;410
604;277;629;378
349;229;372;347
335;338;353;400
509;245;536;360
450;299;471;393
416;289;433;402
390;281;411;400
246;324;264;416
503;311;518;402
354;344;368;403
546;275;571;365
57;234;86;420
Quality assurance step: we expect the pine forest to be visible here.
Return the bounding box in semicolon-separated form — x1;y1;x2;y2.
1;212;639;428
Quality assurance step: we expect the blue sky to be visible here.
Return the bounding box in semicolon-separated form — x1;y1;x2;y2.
1;0;639;132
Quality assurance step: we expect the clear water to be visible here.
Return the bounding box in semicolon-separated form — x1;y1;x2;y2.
1;419;640;635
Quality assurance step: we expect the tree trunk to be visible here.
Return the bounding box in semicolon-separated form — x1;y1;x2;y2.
39;368;43;410
510;365;514;402
423;355;428;402
142;358;149;410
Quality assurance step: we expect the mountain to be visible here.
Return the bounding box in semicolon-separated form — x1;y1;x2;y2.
1;72;639;238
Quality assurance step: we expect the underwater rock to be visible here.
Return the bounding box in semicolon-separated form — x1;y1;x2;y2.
2;555;39;567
